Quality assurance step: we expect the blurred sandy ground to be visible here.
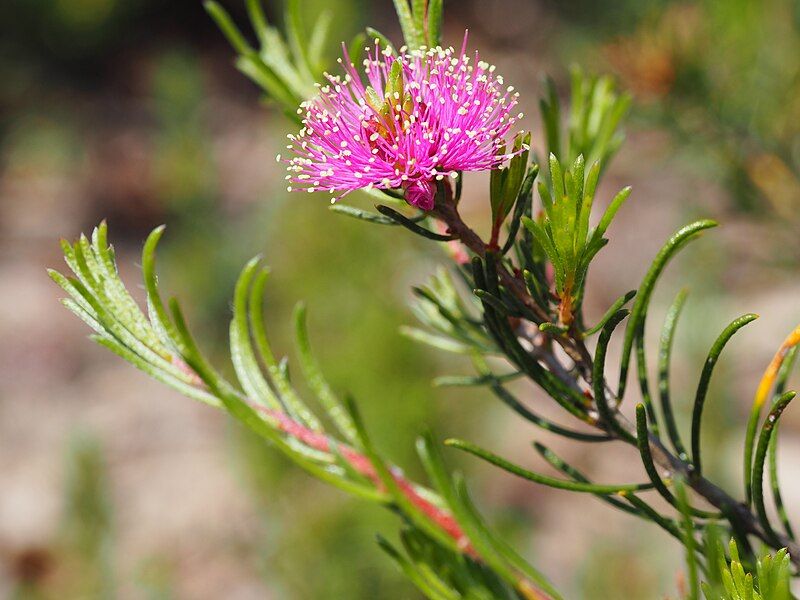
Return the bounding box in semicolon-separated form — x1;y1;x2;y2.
1;1;799;598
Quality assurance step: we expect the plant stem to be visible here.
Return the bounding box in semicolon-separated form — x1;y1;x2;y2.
432;197;593;372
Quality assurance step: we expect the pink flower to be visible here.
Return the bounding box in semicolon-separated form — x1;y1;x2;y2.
284;33;524;211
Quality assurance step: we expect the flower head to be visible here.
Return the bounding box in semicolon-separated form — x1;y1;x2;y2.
285;33;524;211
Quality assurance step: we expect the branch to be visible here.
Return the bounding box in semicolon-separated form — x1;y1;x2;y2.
432;192;593;372
51;224;556;600
430;188;800;569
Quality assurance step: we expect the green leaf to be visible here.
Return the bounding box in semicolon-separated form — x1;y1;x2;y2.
386;58;404;99
583;289;636;336
619;220;718;399
365;27;394;52
427;0;443;46
768;347;797;540
633;406;716;520
522;268;549;312
307;10;333;70
539;77;561;160
169;297;374;495
285;0;315;83
400;326;475;354
411;0;426;38
91;222;163;351
752;391;795;548
230;259;282;409
246;267;322;430
376;205;456;240
539;322;568;335
521;216;562;275
473;289;513;316
244;0;269;44
593;309;636;442
344;398;459;553
446;438;654;494
690;313;759;475
634;404;676;506
493;132;531;225
63;268;185;384
532;442;640;516
141;226;182;347
432;372;523;388
490;147;508;218
293;302;357;443
744;325;800;508
549;153;565;202
204;1;252;55
330;203;398;225
675;478;700;600
657;289;690;460
416;434;563;599
482;377;611;442
348;31;368;69
392;0;424;49
501;164;538;255
377;534;459;600
592;185;631;242
235;55;301;115
93;334;219;407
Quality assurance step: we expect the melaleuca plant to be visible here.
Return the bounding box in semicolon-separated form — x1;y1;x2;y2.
50;1;799;598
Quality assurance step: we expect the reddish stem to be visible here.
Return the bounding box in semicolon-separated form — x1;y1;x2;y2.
256;406;474;554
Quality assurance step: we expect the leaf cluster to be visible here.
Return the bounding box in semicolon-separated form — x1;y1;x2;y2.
701;536;792;600
50;222;561;600
204;0;332;121
540;65;631;175
522;153;630;325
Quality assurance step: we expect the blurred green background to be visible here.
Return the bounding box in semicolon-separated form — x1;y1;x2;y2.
1;1;798;598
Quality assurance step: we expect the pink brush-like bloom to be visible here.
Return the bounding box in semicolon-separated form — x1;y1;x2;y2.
283;33;524;211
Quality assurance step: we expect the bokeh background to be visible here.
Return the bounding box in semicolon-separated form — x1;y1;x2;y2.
1;0;799;598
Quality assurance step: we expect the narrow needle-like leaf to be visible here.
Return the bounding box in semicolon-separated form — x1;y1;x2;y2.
752;391;795;548
635;407;717;519
417;434;563;599
376;205;457;241
658;289;690;459
376;535;458;600
744;324;800;505
675;478;700;598
619;220;718;398
593;309;636;442
446;439;654;494
488;382;611;442
329;204;398;225
583;290;636;336
691;313;759;475
532;442;638;515
768;346;797;540
204;1;252;55
345;397;460;553
294;302;357;442
635;404;675;505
